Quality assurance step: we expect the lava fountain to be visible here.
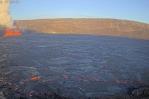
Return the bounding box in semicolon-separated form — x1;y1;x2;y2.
0;0;21;37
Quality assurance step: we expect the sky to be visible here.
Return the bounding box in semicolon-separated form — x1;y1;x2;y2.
10;0;149;23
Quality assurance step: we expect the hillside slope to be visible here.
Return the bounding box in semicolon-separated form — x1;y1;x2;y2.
15;19;149;39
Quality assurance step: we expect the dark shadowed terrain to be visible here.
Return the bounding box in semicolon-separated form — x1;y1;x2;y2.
0;30;149;99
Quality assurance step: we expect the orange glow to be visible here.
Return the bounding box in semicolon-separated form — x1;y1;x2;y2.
3;28;22;37
31;76;40;81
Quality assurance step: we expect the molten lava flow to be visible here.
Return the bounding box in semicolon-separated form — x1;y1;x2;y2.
3;28;22;37
31;76;40;81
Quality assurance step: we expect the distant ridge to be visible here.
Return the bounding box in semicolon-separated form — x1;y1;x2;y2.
15;18;149;40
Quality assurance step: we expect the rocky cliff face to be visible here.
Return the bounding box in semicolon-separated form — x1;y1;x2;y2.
0;0;12;27
16;19;149;39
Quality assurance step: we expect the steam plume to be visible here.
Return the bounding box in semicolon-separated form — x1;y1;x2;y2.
0;0;12;27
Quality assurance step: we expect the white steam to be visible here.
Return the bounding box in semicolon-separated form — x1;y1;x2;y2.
0;0;12;27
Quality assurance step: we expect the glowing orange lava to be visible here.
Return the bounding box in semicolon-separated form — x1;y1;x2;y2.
3;28;22;37
31;76;40;81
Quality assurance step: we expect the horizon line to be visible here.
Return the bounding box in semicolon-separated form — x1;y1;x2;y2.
13;18;149;24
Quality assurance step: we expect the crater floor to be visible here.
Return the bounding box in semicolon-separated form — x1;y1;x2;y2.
0;31;149;99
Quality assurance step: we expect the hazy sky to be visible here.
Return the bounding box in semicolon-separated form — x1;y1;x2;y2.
10;0;149;23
